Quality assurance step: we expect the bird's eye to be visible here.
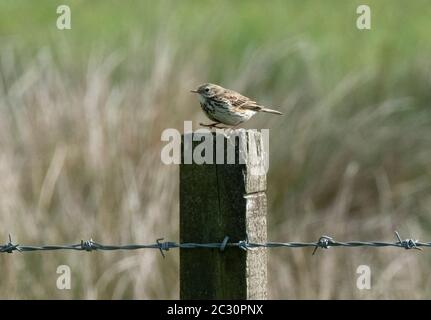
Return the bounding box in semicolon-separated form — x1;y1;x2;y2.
205;88;210;92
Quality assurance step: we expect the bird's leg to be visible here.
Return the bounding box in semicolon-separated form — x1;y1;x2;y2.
199;122;225;129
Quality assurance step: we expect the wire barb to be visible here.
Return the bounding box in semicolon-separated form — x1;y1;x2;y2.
220;236;229;252
81;239;97;251
394;231;422;251
156;238;170;258
312;235;334;255
238;233;250;251
0;235;20;253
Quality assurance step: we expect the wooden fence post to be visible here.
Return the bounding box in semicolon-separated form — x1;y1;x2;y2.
180;129;267;299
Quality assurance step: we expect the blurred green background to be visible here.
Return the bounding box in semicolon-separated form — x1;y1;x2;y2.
0;0;430;299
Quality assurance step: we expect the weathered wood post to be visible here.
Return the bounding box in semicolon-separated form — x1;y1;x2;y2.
180;129;267;299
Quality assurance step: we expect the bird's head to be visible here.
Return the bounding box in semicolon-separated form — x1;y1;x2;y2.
190;83;224;98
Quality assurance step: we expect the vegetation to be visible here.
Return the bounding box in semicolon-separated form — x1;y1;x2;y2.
0;0;430;298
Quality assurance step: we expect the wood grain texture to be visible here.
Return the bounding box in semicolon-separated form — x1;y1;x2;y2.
180;129;267;300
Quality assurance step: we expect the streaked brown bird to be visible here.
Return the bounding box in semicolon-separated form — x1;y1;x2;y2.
191;83;283;128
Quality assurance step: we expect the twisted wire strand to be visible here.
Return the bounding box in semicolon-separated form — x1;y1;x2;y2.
0;231;427;257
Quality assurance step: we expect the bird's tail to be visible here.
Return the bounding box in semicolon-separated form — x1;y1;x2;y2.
260;107;283;115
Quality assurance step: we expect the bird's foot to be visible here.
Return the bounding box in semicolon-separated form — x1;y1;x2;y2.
199;122;227;129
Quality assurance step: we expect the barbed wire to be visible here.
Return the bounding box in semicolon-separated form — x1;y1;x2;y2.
0;231;427;257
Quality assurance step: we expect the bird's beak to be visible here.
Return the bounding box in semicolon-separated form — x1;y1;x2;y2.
190;89;198;93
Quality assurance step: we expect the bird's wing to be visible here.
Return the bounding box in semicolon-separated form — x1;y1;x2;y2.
237;103;264;112
224;90;262;111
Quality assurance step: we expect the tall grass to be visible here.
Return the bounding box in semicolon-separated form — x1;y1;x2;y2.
0;1;430;299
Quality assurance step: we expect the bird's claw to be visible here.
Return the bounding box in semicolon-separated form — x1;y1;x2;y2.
199;122;227;129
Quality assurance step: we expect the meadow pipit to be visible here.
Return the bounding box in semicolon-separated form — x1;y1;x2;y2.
191;83;283;128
